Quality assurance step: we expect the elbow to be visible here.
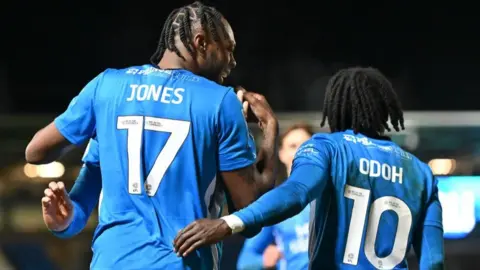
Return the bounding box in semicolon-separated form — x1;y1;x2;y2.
25;138;51;165
25;142;44;165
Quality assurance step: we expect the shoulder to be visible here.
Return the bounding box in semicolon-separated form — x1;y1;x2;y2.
311;133;338;145
100;64;183;80
296;133;337;156
410;158;439;204
108;65;232;92
102;64;153;78
194;77;234;105
416;158;436;184
293;133;337;168
84;66;133;85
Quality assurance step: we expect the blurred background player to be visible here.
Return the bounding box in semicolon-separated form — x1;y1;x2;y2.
28;2;279;270
237;123;313;270
174;67;445;270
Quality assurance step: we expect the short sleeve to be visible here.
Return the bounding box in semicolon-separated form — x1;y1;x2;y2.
82;138;99;166
217;89;256;171
54;72;104;146
292;135;334;171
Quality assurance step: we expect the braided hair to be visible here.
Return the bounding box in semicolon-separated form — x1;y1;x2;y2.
320;67;405;136
150;1;227;65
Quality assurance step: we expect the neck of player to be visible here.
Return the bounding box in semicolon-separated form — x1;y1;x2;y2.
157;50;198;73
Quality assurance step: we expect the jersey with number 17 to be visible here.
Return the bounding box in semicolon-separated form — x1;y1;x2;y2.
54;65;256;270
296;131;442;269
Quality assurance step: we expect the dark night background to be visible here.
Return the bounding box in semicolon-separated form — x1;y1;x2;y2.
4;2;480;114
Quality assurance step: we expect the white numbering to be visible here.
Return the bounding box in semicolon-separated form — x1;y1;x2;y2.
117;116;190;196
343;185;412;269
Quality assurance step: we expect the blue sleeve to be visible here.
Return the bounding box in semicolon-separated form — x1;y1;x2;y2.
54;72;105;146
413;177;445;270
237;227;275;270
52;139;101;238
217;89;256;172
235;138;333;228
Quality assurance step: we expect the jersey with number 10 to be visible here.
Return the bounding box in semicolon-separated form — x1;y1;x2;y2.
294;131;442;269
54;65;256;269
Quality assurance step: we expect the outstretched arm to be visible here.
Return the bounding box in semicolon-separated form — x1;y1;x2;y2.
174;137;334;256
228;163;326;230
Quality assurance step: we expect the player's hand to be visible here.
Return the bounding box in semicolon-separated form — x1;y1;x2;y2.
236;87;249;120
242;91;277;130
41;181;74;232
263;244;283;268
173;218;232;257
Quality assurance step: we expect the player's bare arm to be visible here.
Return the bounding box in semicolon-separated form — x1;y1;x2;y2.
221;91;279;210
25;122;73;164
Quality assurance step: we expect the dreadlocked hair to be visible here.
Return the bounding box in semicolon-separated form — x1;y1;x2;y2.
320;67;405;136
150;1;226;65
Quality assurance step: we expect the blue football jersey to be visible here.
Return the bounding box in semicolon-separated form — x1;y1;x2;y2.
235;130;443;270
237;205;310;270
54;65;256;270
295;131;442;269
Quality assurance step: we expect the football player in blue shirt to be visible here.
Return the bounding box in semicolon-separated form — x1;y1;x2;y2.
28;2;279;269
237;124;313;270
174;67;445;270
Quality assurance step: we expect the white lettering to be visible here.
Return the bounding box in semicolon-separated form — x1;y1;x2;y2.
391;166;403;184
161;87;174;103
126;84;185;104
381;163;391;180
359;158;369;175
136;85;149;101
358;158;403;184
148;85;162;101
173;88;185;104
127;84;139;101
126;68;139;74
370;160;381;177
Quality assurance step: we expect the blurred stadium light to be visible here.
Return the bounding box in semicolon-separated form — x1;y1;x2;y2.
429;159;457;175
23;162;65;179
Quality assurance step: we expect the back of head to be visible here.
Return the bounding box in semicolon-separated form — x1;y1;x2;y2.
150;2;226;63
321;67;405;137
149;1;236;85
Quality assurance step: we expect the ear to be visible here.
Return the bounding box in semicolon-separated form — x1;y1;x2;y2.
192;32;207;55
